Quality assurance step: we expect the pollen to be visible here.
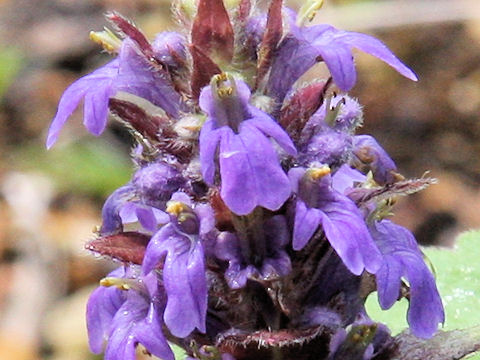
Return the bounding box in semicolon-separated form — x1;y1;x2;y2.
166;201;188;216
308;166;331;180
100;277;131;290
89;28;122;53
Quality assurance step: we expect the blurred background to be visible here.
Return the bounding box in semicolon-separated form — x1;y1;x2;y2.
0;0;479;359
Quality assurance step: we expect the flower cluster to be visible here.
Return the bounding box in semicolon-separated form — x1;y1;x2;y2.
48;1;444;359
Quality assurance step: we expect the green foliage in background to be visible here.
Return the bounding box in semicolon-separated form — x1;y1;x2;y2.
0;47;23;98
366;230;480;359
16;140;132;198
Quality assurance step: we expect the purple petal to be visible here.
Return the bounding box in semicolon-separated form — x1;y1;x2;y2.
199;121;224;184
353;135;398;185
318;209;365;275
215;232;241;262
375;255;403;309
104;296;145;360
46;60;119;148
371;220;444;338
162;238;207;337
101;185;136;235
195;203;216;236
83;82;114;135
152;31;187;67
267;36;318;103
318;196;382;275
339;31;418;82
133;162;186;208
317;43;356;92
405;257;445;338
331;165;366;194
135;207;158;232
135;303;174;360
292;200;322;250
142;225;207;337
86;285;125;354
218;124;291;214
116;39;181;117
247;110;297;155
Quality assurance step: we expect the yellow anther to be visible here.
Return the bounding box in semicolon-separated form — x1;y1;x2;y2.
89;27;122;53
211;72;238;100
213;73;228;84
217;87;234;98
166;201;189;217
297;0;324;26
100;277;130;290
307;166;331;180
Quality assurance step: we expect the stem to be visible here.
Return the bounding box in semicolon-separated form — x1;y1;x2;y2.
232;207;266;265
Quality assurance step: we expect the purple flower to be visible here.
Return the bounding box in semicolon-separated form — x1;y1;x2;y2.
132;162;186;208
199;74;296;215
297;95;364;168
100;162;184;235
268;15;417;102
142;195;212;337
289;167;382;275
215;215;291;289
301;95;363;140
86;267;174;360
352;135;398;185
370;220;444;338
47;34;185;148
151;31;187;67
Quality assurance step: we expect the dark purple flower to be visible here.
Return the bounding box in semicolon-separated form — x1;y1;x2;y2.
289;167;382;275
151;31;187;67
297;95;364;168
268;15;417;102
301;95;363;140
370;220;444;338
352;135;398;185
132;162;186;208
199;74;296;215
86;267;174;360
142;195;212;337
215;215;291;289
47;34;185;148
100;162;184;235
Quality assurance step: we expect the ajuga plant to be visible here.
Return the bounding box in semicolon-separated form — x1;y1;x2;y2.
47;0;479;359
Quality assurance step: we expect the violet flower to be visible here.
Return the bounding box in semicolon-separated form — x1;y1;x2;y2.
142;193;211;338
48;1;460;359
47;35;185;148
199;73;296;215
370;220;445;339
268;12;417;103
352;135;398;185
86;267;174;360
289;166;382;275
100;162;184;235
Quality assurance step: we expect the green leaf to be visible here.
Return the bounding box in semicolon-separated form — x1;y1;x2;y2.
366;230;480;359
16;140;132;197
